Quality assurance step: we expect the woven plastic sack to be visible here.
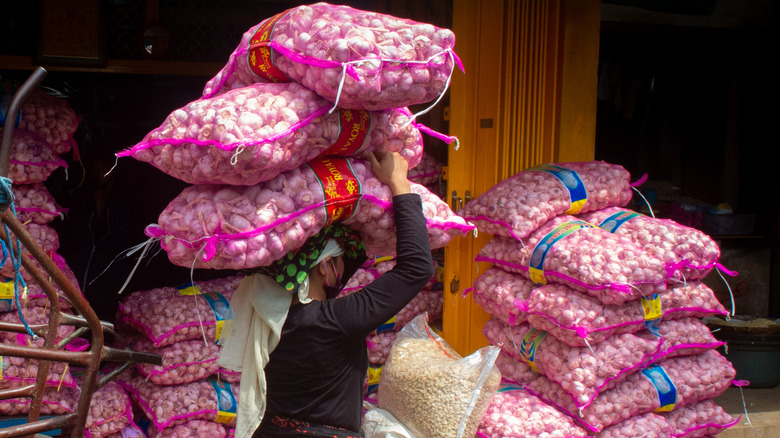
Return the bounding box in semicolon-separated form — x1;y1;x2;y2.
459;161;634;240
133;337;223;386
11;182;67;224
525;281;728;347
525;349;737;433
469;267;535;326
476;215;669;305
122;289;235;348
127;375;239;431
7;129;68;183
362;403;415;438
146;157;474;270
377;313;501;438
120;82;432;186
477;386;590;438
202;3;461;111
147;420;229;438
661;398;738;438
579;207;721;281
18;88;79;154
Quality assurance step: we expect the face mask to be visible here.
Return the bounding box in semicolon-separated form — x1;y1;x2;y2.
323;258;342;300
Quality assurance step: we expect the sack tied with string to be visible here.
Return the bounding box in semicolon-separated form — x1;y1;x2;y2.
202;3;462;112
145;157;474;270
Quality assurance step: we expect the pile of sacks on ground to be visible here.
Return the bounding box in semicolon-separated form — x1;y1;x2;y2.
0;86;143;437
110;3;467;437
456;161;741;437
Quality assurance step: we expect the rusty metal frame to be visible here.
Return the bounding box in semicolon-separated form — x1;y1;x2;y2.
0;67;161;438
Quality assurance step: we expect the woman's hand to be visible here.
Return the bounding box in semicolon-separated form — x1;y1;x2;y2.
366;150;411;196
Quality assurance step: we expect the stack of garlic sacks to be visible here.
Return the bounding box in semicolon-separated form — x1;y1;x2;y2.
458;162;741;438
1;87;140;437
114;3;472;437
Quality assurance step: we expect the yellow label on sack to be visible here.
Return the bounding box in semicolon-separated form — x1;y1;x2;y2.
209;378;238;424
530;164;588;214
377;315;396;333
0;280;14;299
176;281;201;296
641;295;663;321
529;221;595;286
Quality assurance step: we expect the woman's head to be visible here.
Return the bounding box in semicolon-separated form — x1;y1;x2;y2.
262;224;366;301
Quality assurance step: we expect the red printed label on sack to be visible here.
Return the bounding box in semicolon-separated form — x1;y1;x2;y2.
247;11;291;82
308;157;362;226
323;109;372;156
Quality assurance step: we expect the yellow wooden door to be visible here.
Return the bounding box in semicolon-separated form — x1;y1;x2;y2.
443;0;601;355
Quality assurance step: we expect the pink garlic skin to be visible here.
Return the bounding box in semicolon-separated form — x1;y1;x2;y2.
525;281;727;347
459;161;633;239
154;158;471;270
472;267;536;326
129;376;240;430
203;3;457;111
494;351;539;385
147;419;228;438
117;275;243;325
12;182;66;224
8;258;82;310
478;389;590;438
18;88;78;153
367;330;399;365
133;338;224;386
478;215;668;305
0;386;79;416
126;83;423;186
661;399;737;438
526;349;736;432
579;206;721;281
122;288;235;348
83;380;132;438
595;412;671;438
8;129;67;183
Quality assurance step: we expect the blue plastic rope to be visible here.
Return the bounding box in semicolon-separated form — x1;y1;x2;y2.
0;177;38;339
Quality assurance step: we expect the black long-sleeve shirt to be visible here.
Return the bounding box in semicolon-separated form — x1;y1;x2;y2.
258;193;434;434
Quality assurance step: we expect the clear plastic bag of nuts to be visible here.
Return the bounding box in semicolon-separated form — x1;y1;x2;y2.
377;313;502;438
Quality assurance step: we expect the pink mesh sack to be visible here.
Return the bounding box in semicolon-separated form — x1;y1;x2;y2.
11;182;67;224
145;157;474;270
476;215;669;305
117;276;243;326
661;398;738;438
0;385;79;416
0;305;75;347
459;161;634;240
133;337;223;386
83;379;134;438
7;129;68;183
469;267;535;326
147;420;229;438
367;330;398;366
578;207;721;281
476;386;590;438
493;351;539;386
1;254;83;311
127;376;239;431
524;350;737;433
0;354;76;389
202;3;462;111
525;281;728;347
122;289;235;348
18;88;79;154
119;82;435;186
483;316;662;410
596;412;672;438
0;223;59;279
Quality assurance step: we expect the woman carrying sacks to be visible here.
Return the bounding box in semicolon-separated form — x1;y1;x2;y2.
218;150;435;438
